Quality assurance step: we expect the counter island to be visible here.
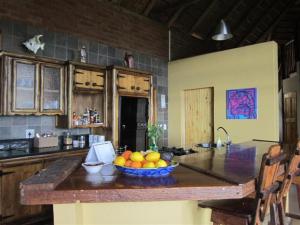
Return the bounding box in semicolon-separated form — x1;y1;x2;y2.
20;141;281;225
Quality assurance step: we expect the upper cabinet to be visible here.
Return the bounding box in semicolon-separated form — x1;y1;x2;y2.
74;68;104;91
0;53;65;115
117;70;151;97
56;62;108;129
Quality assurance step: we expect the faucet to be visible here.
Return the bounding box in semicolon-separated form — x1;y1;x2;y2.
217;127;231;145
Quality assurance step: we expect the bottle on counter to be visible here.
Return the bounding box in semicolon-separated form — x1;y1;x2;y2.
63;132;73;145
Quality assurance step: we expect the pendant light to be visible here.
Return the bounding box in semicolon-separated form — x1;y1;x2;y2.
212;19;233;41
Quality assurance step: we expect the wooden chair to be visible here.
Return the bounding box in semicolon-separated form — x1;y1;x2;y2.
199;144;285;225
274;141;300;224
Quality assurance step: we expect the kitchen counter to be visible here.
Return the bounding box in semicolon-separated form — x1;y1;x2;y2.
19;141;284;225
0;144;88;161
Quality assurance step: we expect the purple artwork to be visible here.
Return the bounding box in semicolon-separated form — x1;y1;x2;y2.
226;88;257;119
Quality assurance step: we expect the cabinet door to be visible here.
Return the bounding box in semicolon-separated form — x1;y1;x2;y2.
1;163;43;223
12;59;39;113
90;71;104;91
74;69;90;89
40;64;64;114
135;76;151;95
117;73;136;93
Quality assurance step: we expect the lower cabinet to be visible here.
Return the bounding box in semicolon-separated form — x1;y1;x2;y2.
0;150;87;225
1;162;43;223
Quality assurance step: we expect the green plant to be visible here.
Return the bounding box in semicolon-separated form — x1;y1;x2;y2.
147;123;163;151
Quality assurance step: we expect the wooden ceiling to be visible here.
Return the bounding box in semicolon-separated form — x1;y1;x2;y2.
103;0;300;59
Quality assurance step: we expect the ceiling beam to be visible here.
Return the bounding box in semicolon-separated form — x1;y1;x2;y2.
256;0;295;42
238;0;288;46
143;0;157;16
189;0;219;38
167;0;201;28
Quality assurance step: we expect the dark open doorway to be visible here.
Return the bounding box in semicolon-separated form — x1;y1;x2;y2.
119;96;149;151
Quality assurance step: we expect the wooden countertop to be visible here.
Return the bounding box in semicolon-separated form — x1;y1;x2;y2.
20;141;284;205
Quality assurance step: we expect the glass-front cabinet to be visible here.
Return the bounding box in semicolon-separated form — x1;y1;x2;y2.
12;59;39;113
40;64;64;114
1;55;65;115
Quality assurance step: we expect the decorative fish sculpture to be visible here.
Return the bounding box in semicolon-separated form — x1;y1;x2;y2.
23;35;45;54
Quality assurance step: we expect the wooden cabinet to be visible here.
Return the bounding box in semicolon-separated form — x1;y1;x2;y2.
0;149;88;225
117;72;150;96
74;68;104;91
1;162;43;223
56;62;107;129
40;63;64;114
12;59;39;113
1;53;65;115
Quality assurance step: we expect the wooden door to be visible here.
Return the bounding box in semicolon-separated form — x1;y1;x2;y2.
74;69;90;89
90;71;104;91
11;59;39;114
40;63;64;114
184;87;213;149
1;163;43;223
117;73;136;93
284;92;298;145
135;76;150;96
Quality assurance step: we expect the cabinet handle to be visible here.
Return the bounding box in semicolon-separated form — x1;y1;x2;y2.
75;82;84;85
117;86;126;90
136;86;140;91
131;86;135;90
96;74;104;77
0;171;15;177
144;89;150;92
85;82;90;86
144;79;150;82
92;83;104;87
118;75;125;78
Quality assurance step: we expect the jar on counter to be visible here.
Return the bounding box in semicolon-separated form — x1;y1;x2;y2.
63;132;73;145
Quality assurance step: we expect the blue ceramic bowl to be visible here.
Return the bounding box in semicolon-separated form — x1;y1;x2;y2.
115;161;179;177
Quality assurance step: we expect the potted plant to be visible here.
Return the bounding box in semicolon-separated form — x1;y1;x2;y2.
147;123;163;151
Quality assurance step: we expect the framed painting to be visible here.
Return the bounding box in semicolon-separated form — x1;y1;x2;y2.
226;88;257;119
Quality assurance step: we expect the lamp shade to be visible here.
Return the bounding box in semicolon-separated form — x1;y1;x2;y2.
212;19;233;41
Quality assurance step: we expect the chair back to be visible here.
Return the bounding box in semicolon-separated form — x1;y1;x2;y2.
253;144;285;224
278;141;300;202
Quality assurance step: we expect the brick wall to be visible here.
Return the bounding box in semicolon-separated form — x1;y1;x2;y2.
0;0;168;59
0;18;168;146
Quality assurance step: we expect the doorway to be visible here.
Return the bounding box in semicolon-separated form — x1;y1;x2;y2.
283;92;298;145
119;96;149;151
183;87;214;149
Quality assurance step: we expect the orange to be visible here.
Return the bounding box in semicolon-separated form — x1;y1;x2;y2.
131;161;142;168
122;150;133;160
141;160;148;166
124;160;132;167
114;156;126;166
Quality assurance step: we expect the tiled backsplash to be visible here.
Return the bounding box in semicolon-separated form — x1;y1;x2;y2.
0;19;168;146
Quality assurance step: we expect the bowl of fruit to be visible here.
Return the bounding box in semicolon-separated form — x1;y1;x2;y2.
114;150;178;177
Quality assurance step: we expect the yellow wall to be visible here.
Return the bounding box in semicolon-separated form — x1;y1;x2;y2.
168;42;279;146
53;201;212;225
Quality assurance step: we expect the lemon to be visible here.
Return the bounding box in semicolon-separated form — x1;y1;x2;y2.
114;156;126;166
143;161;155;168
145;152;160;162
130;152;144;162
156;159;168;168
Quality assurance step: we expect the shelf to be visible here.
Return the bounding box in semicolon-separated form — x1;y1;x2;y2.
72;123;104;128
